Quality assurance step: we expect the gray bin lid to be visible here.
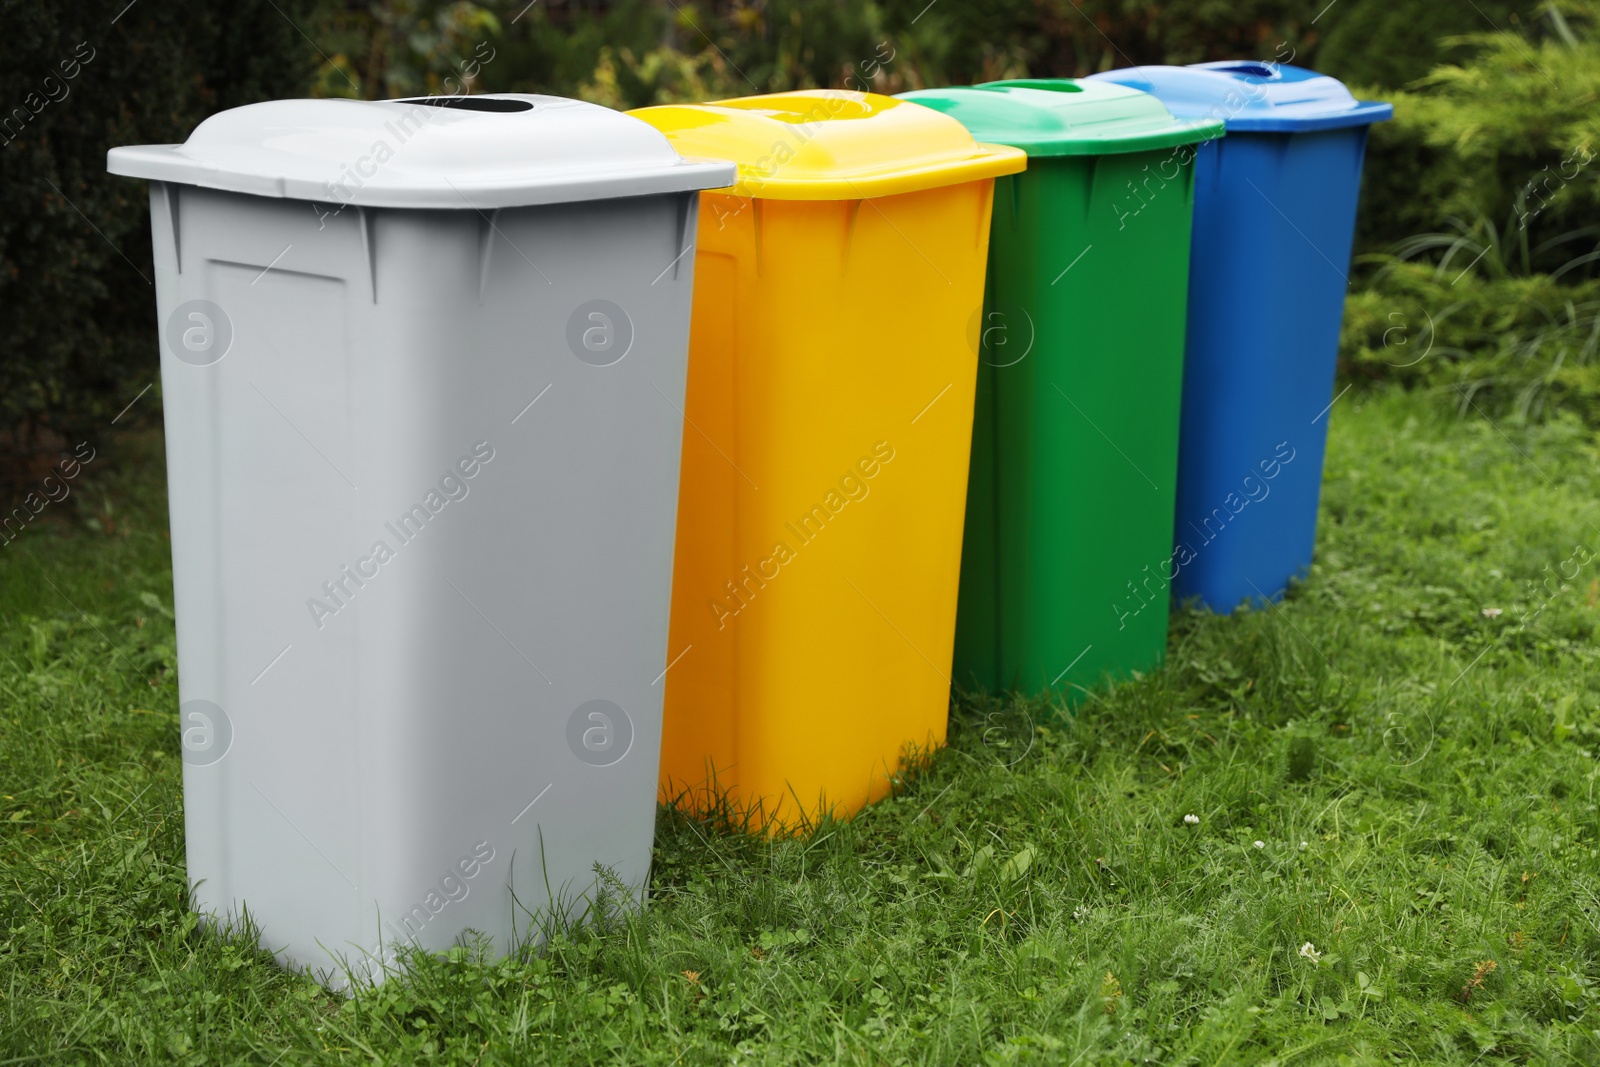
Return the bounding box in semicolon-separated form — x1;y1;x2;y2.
108;94;737;209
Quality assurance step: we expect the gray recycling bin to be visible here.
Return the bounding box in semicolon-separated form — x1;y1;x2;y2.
108;94;734;985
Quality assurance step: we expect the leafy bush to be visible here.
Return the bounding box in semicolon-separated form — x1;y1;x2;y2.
1343;239;1600;421
10;0;1595;486
1316;0;1538;89
0;0;314;497
1356;0;1600;258
1344;1;1600;420
303;0;1370;110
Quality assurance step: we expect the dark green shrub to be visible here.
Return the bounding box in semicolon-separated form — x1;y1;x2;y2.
302;0;1349;110
1342;1;1600;421
0;0;314;495
1355;1;1600;258
1317;0;1538;89
1343;246;1600;421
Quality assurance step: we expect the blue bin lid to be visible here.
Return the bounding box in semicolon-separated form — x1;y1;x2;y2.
1085;62;1392;133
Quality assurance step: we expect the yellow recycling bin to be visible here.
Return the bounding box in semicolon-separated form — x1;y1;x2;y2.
631;91;1025;827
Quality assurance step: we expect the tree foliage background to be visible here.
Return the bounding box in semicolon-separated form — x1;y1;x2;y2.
0;0;316;492
3;0;1596;494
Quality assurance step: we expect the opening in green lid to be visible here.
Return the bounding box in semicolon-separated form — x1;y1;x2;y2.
898;79;1223;157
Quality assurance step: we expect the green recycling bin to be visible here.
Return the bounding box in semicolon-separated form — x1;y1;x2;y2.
898;80;1222;697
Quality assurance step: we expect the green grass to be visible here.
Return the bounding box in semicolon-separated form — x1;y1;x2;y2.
3;384;1600;1065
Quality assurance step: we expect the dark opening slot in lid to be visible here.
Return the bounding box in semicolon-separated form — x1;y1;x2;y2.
982;79;1083;94
397;96;535;113
1211;63;1279;79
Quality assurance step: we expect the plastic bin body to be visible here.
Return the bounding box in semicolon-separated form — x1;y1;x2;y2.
629;91;1025;825
108;95;733;985
899;82;1221;696
1086;63;1392;610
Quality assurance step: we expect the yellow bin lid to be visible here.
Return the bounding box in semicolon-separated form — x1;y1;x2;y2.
629;90;1027;200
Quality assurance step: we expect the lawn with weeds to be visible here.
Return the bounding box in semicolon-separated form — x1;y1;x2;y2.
3;385;1600;1064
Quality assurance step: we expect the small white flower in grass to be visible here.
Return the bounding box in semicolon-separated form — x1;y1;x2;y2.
1254;840;1265;849
1183;814;1199;825
1073;905;1091;922
1299;840;1308;850
1482;607;1503;618
1299;942;1321;963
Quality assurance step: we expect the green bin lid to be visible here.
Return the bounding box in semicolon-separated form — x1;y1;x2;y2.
897;79;1223;157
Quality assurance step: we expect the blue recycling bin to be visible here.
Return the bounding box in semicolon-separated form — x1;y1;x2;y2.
1086;62;1391;610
